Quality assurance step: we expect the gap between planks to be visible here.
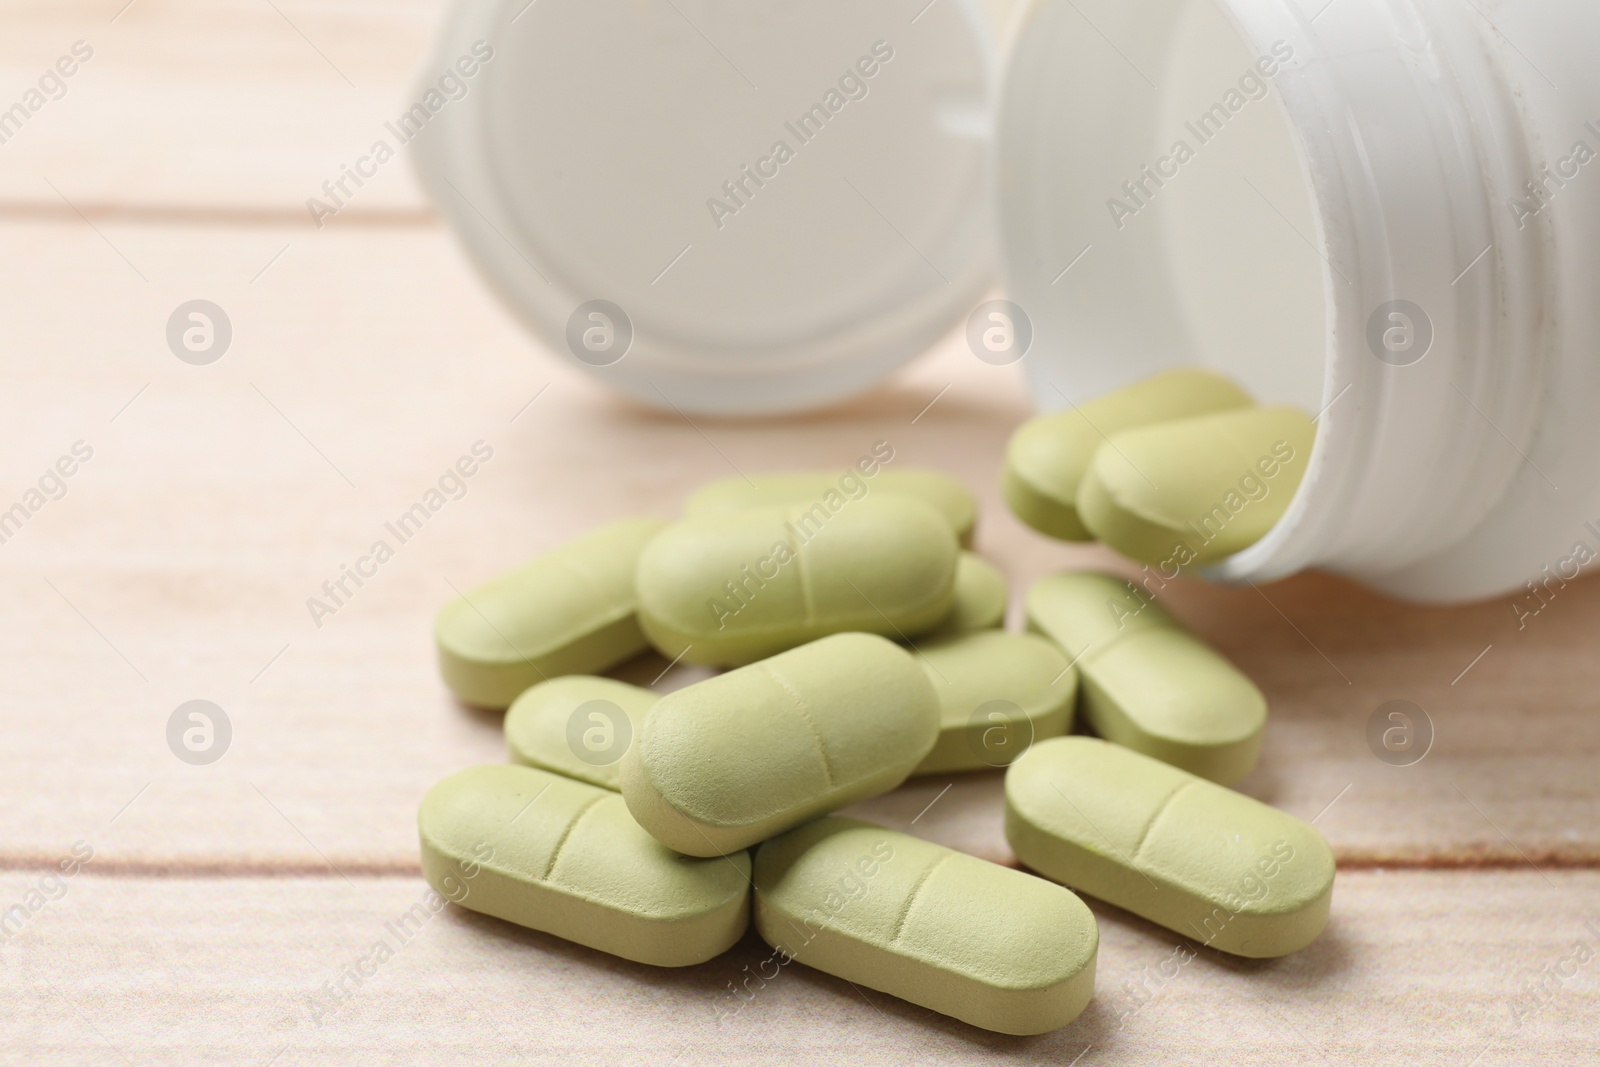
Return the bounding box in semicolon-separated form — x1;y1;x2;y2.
0;201;439;228
3;855;1599;879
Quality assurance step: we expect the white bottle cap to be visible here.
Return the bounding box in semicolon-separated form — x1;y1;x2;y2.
412;0;997;414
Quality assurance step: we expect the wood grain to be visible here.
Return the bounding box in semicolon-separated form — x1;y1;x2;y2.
2;870;1596;1066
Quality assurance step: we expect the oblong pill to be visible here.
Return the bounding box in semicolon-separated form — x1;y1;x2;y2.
636;497;958;667
1027;571;1265;784
620;634;938;857
505;676;658;790
1006;737;1334;958
684;467;977;547
1076;405;1315;565
418;764;750;967
435;517;667;708
912;631;1076;775
1004;368;1253;541
925;552;1008;637
754;817;1097;1035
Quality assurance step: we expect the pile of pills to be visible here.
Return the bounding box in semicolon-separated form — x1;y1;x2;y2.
419;368;1333;1035
1004;366;1315;565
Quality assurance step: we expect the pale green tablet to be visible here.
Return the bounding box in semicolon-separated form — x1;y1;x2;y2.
636;497;958;667
754;817;1097;1035
418;764;750;967
911;631;1076;775
1004;368;1254;541
505;676;658;790
924;553;1008;638
1076;405;1315;565
1006;737;1334;958
684;467;977;547
434;517;666;708
1027;571;1265;785
620;634;938;857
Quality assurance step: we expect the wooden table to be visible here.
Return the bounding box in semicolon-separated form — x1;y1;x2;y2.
2;3;1596;1063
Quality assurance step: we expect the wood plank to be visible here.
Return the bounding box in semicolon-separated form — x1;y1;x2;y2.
2;0;1030;216
0;1;443;212
2;870;1595;1064
1;217;1599;872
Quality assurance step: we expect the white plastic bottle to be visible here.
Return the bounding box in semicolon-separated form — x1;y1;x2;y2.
417;0;1598;603
999;0;1600;602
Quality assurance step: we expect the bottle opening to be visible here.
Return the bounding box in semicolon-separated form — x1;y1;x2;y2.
999;0;1326;414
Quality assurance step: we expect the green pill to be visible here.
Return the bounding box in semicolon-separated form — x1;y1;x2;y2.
1076;405;1315;566
505;676;658;790
434;517;666;709
924;553;1008;638
754;817;1097;1035
912;631;1077;775
1006;737;1334;958
684;467;977;547
620;633;939;857
1027;571;1265;785
418;764;750;967
636;497;958;667
1004;367;1253;541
